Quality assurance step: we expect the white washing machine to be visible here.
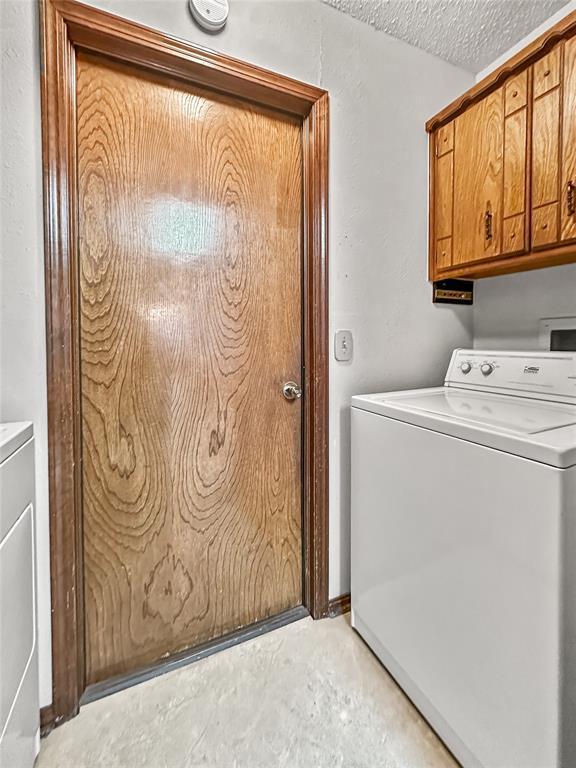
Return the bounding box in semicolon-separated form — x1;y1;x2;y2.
351;350;576;768
0;422;39;768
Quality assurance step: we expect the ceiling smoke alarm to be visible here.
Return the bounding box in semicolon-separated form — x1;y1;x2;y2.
189;0;229;32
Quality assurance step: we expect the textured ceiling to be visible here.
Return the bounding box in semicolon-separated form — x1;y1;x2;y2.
323;0;570;72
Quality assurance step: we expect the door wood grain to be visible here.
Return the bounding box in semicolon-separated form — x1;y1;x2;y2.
77;53;303;684
41;0;329;727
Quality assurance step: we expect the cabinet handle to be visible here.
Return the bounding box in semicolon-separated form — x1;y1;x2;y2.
567;180;576;215
484;209;493;240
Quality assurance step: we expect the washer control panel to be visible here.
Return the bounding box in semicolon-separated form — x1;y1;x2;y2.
446;349;576;403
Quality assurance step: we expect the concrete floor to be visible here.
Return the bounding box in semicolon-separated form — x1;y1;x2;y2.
37;615;459;768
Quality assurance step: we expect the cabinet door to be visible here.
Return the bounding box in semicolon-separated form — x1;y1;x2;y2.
432;121;455;272
452;88;504;265
502;70;529;255
562;36;576;242
531;45;562;248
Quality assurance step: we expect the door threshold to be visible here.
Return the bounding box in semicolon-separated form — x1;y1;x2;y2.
81;605;309;706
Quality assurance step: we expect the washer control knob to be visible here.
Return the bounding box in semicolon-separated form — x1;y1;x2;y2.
461;362;472;374
480;362;494;376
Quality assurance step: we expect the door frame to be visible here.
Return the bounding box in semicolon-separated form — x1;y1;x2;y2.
39;0;329;729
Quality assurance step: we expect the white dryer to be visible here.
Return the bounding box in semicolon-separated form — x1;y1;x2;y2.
351;350;576;768
0;422;39;767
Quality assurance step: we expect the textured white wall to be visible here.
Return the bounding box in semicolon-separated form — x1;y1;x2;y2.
0;0;474;706
473;2;576;351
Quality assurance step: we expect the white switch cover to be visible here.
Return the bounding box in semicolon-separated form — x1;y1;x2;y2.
335;330;353;362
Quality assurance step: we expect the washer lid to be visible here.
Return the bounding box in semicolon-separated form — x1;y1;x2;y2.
385;390;576;434
0;422;33;463
351;388;576;468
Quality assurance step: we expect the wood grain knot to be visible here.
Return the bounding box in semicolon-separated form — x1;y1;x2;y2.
144;545;194;623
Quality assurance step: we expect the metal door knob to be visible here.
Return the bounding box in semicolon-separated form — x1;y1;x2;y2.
282;381;302;400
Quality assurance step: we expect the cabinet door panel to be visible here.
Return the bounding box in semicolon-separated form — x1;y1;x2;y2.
436;237;452;270
532;202;559;247
505;70;528;116
502;104;528;256
436;122;454;156
453;89;504;265
503;214;525;254
533;47;561;99
562;37;576;241
532;86;560;208
435;151;453;240
503;108;527;218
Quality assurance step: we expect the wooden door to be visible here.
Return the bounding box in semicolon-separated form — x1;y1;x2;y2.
77;53;303;685
452;88;504;265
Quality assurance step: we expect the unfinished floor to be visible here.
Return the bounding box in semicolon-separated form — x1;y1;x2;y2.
37;615;459;768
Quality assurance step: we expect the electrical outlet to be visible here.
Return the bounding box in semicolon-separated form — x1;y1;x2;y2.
539;317;576;350
334;330;353;362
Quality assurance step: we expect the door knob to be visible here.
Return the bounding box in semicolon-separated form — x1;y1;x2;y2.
282;381;302;400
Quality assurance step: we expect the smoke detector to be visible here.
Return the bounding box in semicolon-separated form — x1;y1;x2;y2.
189;0;229;31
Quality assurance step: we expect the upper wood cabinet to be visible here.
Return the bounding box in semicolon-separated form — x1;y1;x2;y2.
427;13;576;280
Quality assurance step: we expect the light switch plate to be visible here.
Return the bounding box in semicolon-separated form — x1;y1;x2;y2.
334;330;353;362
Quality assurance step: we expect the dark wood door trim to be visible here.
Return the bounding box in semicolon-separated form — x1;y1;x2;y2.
40;0;329;728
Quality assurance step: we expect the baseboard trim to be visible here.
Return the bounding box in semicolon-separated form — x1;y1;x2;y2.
81;605;309;706
40;704;56;737
328;592;351;617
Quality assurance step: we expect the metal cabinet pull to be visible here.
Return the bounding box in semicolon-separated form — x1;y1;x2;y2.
484;209;493;240
567;181;576;216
